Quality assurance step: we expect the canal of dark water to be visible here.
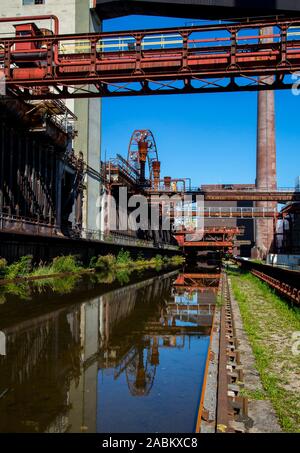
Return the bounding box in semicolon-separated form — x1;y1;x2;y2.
0;263;220;433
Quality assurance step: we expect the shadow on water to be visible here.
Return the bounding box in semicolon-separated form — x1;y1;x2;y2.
0;262;220;433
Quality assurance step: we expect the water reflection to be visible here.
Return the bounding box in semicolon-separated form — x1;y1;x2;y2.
0;266;219;433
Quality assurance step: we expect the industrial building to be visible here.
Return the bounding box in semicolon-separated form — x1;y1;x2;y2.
0;2;300;265
0;1;102;232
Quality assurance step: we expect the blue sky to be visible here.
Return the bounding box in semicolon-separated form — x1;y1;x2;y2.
101;15;300;188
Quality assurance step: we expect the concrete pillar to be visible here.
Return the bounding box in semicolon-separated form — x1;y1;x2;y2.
253;27;277;259
74;2;102;234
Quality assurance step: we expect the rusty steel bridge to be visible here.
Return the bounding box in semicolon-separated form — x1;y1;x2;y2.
2;16;300;99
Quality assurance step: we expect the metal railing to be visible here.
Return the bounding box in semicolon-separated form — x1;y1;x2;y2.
0;212;179;249
81;229;178;250
0;212;58;236
197;186;300;193
170;207;278;218
55;26;300;54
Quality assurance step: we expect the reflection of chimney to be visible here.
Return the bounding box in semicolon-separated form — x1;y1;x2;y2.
136;349;146;389
138;140;148;182
152;161;161;190
150;337;160;366
164;176;171;191
0;331;6;356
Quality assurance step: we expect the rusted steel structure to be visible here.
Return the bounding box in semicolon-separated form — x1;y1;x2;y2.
102;129;283;255
251;269;300;305
167;207;278;219
236;257;300;305
0;96;84;237
198;189;298;203
173;272;220;294
173;227;243;254
1;16;300;99
0;15;296;257
216;273;248;433
103;130;160;190
148;186;300;202
275;202;300;254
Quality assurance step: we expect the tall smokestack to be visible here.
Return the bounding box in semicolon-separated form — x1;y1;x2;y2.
254;27;277;259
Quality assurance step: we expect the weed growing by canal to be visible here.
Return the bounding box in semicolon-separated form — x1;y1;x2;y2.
0;258;7;278
0;255;84;281
5;256;33;280
90;250;184;273
230;270;300;432
31;255;84;277
0;253;183;303
0;252;184;284
32;275;80;295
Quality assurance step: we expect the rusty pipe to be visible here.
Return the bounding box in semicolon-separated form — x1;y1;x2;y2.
152;161;161;190
0;15;59;35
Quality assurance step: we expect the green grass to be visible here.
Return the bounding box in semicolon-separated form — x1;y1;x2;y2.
230;271;300;432
239;388;267;400
216;293;224;307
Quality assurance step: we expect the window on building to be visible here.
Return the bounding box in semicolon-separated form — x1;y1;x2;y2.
23;0;45;5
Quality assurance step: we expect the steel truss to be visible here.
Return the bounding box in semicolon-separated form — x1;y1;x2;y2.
1;16;300;99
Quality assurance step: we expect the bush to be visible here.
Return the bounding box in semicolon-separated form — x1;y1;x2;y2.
116;269;130;285
154;254;163;264
137;252;144;261
6;255;33;280
170;255;185;265
89;256;98;269
51;255;82;274
94;254;116;271
116;249;132;266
